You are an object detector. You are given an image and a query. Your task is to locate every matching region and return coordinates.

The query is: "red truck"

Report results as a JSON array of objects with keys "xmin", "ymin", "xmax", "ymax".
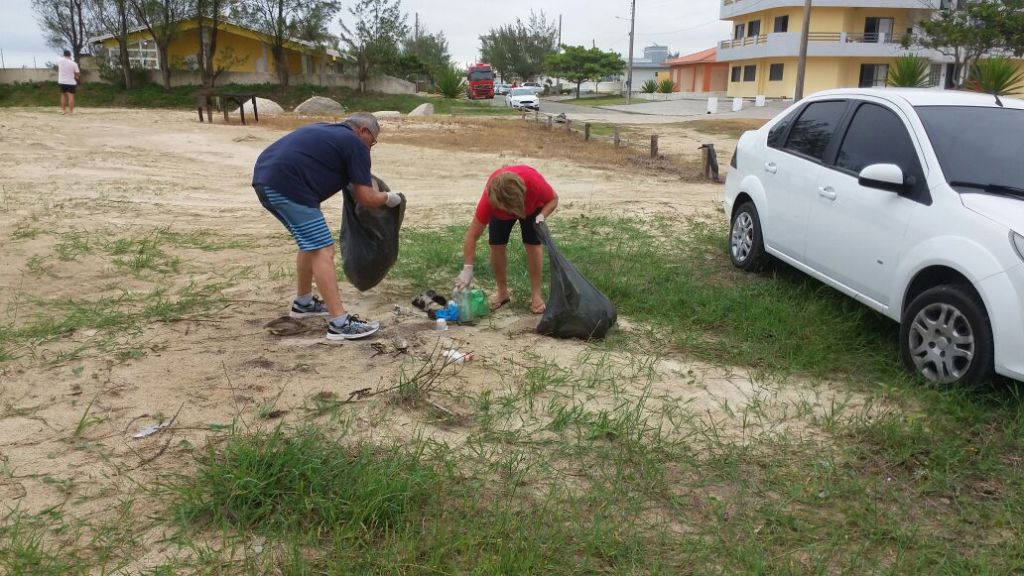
[{"xmin": 466, "ymin": 63, "xmax": 495, "ymax": 99}]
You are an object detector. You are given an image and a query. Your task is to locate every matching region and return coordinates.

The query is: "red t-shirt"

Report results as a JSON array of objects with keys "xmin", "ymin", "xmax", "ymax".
[{"xmin": 474, "ymin": 165, "xmax": 555, "ymax": 223}]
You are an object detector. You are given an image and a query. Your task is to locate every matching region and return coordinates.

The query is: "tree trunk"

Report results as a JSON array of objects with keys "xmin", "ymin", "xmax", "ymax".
[
  {"xmin": 118, "ymin": 39, "xmax": 133, "ymax": 89},
  {"xmin": 575, "ymin": 80, "xmax": 582, "ymax": 98},
  {"xmin": 158, "ymin": 45, "xmax": 172, "ymax": 89}
]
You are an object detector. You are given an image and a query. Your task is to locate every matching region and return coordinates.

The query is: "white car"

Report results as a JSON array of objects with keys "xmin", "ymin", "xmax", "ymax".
[
  {"xmin": 506, "ymin": 88, "xmax": 540, "ymax": 110},
  {"xmin": 724, "ymin": 88, "xmax": 1024, "ymax": 386},
  {"xmin": 522, "ymin": 81, "xmax": 543, "ymax": 94}
]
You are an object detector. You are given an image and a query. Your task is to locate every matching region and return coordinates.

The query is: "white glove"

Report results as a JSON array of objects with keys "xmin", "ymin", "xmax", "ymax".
[
  {"xmin": 454, "ymin": 265, "xmax": 473, "ymax": 289},
  {"xmin": 535, "ymin": 212, "xmax": 546, "ymax": 224},
  {"xmin": 385, "ymin": 192, "xmax": 403, "ymax": 208}
]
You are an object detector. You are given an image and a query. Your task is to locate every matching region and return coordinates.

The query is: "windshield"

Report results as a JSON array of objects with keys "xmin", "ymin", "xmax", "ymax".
[
  {"xmin": 510, "ymin": 88, "xmax": 534, "ymax": 96},
  {"xmin": 469, "ymin": 69, "xmax": 493, "ymax": 81},
  {"xmin": 916, "ymin": 105, "xmax": 1024, "ymax": 194}
]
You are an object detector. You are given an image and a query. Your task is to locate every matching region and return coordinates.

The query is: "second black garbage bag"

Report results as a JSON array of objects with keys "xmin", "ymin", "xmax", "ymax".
[
  {"xmin": 535, "ymin": 221, "xmax": 617, "ymax": 339},
  {"xmin": 340, "ymin": 175, "xmax": 406, "ymax": 291}
]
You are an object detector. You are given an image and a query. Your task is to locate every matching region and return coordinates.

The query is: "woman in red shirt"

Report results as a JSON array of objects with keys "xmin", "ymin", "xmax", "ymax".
[{"xmin": 454, "ymin": 165, "xmax": 559, "ymax": 314}]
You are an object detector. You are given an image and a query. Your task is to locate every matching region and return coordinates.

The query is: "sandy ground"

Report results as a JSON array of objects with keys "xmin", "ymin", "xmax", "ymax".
[{"xmin": 0, "ymin": 107, "xmax": 855, "ymax": 567}]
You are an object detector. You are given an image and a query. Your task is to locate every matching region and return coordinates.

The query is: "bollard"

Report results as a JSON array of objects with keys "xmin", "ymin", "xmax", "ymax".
[
  {"xmin": 650, "ymin": 135, "xmax": 659, "ymax": 159},
  {"xmin": 584, "ymin": 123, "xmax": 591, "ymax": 141}
]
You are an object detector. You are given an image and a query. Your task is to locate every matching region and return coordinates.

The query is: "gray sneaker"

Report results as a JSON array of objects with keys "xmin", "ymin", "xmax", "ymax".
[
  {"xmin": 290, "ymin": 296, "xmax": 330, "ymax": 318},
  {"xmin": 326, "ymin": 315, "xmax": 380, "ymax": 340}
]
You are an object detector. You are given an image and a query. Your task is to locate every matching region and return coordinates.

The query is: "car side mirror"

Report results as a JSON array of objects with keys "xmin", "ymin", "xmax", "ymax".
[{"xmin": 858, "ymin": 163, "xmax": 907, "ymax": 192}]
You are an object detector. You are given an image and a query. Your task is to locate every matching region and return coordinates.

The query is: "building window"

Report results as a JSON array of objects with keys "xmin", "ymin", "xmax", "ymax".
[
  {"xmin": 858, "ymin": 64, "xmax": 889, "ymax": 87},
  {"xmin": 769, "ymin": 63, "xmax": 784, "ymax": 81},
  {"xmin": 864, "ymin": 17, "xmax": 895, "ymax": 42},
  {"xmin": 731, "ymin": 66, "xmax": 741, "ymax": 82},
  {"xmin": 747, "ymin": 20, "xmax": 761, "ymax": 37},
  {"xmin": 774, "ymin": 15, "xmax": 789, "ymax": 33},
  {"xmin": 743, "ymin": 65, "xmax": 757, "ymax": 82},
  {"xmin": 928, "ymin": 63, "xmax": 942, "ymax": 87},
  {"xmin": 126, "ymin": 40, "xmax": 159, "ymax": 70},
  {"xmin": 734, "ymin": 24, "xmax": 745, "ymax": 40}
]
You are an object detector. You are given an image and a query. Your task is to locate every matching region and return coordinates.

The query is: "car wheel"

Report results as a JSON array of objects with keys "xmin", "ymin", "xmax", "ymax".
[
  {"xmin": 729, "ymin": 201, "xmax": 767, "ymax": 271},
  {"xmin": 900, "ymin": 285, "xmax": 994, "ymax": 387}
]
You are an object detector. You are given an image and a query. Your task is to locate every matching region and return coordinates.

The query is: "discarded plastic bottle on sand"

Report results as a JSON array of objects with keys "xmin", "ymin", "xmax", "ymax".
[{"xmin": 451, "ymin": 288, "xmax": 475, "ymax": 324}]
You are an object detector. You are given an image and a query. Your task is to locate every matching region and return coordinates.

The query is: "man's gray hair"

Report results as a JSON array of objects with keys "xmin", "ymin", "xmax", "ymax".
[{"xmin": 343, "ymin": 112, "xmax": 380, "ymax": 136}]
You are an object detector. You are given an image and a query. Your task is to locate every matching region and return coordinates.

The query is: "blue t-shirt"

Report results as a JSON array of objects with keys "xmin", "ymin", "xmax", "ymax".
[{"xmin": 252, "ymin": 123, "xmax": 372, "ymax": 207}]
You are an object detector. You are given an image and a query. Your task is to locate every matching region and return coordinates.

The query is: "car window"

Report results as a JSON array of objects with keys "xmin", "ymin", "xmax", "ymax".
[
  {"xmin": 510, "ymin": 88, "xmax": 533, "ymax": 96},
  {"xmin": 835, "ymin": 103, "xmax": 921, "ymax": 176},
  {"xmin": 784, "ymin": 100, "xmax": 847, "ymax": 161},
  {"xmin": 767, "ymin": 107, "xmax": 800, "ymax": 149}
]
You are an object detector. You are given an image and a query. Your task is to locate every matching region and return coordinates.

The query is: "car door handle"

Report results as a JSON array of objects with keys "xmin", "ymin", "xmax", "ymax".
[
  {"xmin": 764, "ymin": 161, "xmax": 777, "ymax": 174},
  {"xmin": 818, "ymin": 186, "xmax": 837, "ymax": 200}
]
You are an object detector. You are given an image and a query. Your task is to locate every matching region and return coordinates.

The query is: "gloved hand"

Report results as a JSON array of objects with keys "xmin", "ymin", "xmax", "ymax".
[
  {"xmin": 454, "ymin": 264, "xmax": 473, "ymax": 290},
  {"xmin": 535, "ymin": 212, "xmax": 546, "ymax": 224},
  {"xmin": 385, "ymin": 192, "xmax": 403, "ymax": 208}
]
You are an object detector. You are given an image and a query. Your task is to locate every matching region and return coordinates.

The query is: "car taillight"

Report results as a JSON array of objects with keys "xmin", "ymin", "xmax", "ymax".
[{"xmin": 730, "ymin": 150, "xmax": 737, "ymax": 169}]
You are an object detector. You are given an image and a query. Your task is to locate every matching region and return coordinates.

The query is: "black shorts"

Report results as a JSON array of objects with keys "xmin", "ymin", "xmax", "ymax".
[
  {"xmin": 59, "ymin": 84, "xmax": 76, "ymax": 94},
  {"xmin": 489, "ymin": 210, "xmax": 541, "ymax": 246}
]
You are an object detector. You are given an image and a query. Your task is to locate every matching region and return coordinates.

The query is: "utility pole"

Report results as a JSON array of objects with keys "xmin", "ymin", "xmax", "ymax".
[
  {"xmin": 414, "ymin": 12, "xmax": 419, "ymax": 41},
  {"xmin": 558, "ymin": 14, "xmax": 562, "ymax": 47},
  {"xmin": 1, "ymin": 49, "xmax": 5, "ymax": 69},
  {"xmin": 794, "ymin": 0, "xmax": 812, "ymax": 100},
  {"xmin": 626, "ymin": 0, "xmax": 636, "ymax": 102}
]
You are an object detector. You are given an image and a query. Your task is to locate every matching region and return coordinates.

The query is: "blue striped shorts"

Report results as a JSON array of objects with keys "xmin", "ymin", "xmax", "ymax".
[{"xmin": 254, "ymin": 185, "xmax": 334, "ymax": 252}]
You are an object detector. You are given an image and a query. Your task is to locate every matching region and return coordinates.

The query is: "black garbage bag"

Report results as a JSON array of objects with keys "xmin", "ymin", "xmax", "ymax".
[
  {"xmin": 340, "ymin": 175, "xmax": 406, "ymax": 291},
  {"xmin": 535, "ymin": 221, "xmax": 617, "ymax": 339}
]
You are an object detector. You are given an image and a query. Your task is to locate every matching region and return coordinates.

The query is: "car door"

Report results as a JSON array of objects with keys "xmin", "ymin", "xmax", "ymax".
[
  {"xmin": 803, "ymin": 100, "xmax": 928, "ymax": 310},
  {"xmin": 761, "ymin": 99, "xmax": 849, "ymax": 261}
]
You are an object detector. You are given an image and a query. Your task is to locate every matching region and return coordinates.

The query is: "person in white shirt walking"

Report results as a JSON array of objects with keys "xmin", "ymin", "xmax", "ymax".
[{"xmin": 56, "ymin": 50, "xmax": 81, "ymax": 115}]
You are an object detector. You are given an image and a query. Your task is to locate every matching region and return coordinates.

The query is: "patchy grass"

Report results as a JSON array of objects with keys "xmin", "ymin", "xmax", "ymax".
[
  {"xmin": 680, "ymin": 118, "xmax": 769, "ymax": 140},
  {"xmin": 561, "ymin": 95, "xmax": 631, "ymax": 107}
]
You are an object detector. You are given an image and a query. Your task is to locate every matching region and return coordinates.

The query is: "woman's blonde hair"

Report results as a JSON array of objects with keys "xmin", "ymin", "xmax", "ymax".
[{"xmin": 487, "ymin": 171, "xmax": 526, "ymax": 217}]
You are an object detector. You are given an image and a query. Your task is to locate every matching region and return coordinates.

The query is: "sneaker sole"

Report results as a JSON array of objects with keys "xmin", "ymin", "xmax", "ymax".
[
  {"xmin": 290, "ymin": 310, "xmax": 331, "ymax": 319},
  {"xmin": 326, "ymin": 325, "xmax": 380, "ymax": 341}
]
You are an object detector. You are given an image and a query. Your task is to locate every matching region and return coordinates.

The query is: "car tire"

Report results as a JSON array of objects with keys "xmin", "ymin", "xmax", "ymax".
[
  {"xmin": 900, "ymin": 285, "xmax": 994, "ymax": 387},
  {"xmin": 729, "ymin": 201, "xmax": 767, "ymax": 271}
]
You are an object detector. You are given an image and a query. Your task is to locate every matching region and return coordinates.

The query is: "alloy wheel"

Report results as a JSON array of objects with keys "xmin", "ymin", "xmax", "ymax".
[
  {"xmin": 731, "ymin": 212, "xmax": 754, "ymax": 263},
  {"xmin": 907, "ymin": 302, "xmax": 975, "ymax": 384}
]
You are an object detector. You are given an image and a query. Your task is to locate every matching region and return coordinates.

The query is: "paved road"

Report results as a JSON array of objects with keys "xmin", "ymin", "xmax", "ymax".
[{"xmin": 482, "ymin": 94, "xmax": 788, "ymax": 125}]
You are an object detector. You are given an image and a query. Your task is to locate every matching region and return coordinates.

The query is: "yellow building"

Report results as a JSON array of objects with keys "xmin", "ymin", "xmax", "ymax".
[
  {"xmin": 717, "ymin": 0, "xmax": 1023, "ymax": 98},
  {"xmin": 89, "ymin": 19, "xmax": 343, "ymax": 78}
]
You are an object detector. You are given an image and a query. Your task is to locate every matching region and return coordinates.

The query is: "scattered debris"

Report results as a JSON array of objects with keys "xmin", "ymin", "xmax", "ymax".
[
  {"xmin": 263, "ymin": 316, "xmax": 322, "ymax": 337},
  {"xmin": 260, "ymin": 409, "xmax": 289, "ymax": 420},
  {"xmin": 132, "ymin": 420, "xmax": 170, "ymax": 439}
]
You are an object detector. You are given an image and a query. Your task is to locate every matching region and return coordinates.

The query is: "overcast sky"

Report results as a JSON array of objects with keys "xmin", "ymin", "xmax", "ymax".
[{"xmin": 0, "ymin": 0, "xmax": 731, "ymax": 69}]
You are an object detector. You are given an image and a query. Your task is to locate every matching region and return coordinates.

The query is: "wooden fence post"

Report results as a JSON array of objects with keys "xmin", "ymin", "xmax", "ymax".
[
  {"xmin": 547, "ymin": 115, "xmax": 553, "ymax": 129},
  {"xmin": 584, "ymin": 123, "xmax": 591, "ymax": 141},
  {"xmin": 613, "ymin": 127, "xmax": 620, "ymax": 147},
  {"xmin": 650, "ymin": 135, "xmax": 659, "ymax": 158}
]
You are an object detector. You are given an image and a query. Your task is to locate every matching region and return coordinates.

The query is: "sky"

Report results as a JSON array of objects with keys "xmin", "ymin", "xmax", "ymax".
[{"xmin": 0, "ymin": 0, "xmax": 732, "ymax": 69}]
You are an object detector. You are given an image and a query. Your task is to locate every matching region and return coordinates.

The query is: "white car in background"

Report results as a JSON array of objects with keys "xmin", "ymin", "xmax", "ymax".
[
  {"xmin": 522, "ymin": 81, "xmax": 544, "ymax": 94},
  {"xmin": 724, "ymin": 88, "xmax": 1024, "ymax": 387},
  {"xmin": 506, "ymin": 87, "xmax": 540, "ymax": 110}
]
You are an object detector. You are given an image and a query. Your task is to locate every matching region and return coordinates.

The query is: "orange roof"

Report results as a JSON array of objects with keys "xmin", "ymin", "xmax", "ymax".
[{"xmin": 665, "ymin": 47, "xmax": 718, "ymax": 66}]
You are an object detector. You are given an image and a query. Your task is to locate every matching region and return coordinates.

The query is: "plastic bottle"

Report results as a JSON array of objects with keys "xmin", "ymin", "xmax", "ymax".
[
  {"xmin": 443, "ymin": 349, "xmax": 474, "ymax": 364},
  {"xmin": 452, "ymin": 288, "xmax": 475, "ymax": 324}
]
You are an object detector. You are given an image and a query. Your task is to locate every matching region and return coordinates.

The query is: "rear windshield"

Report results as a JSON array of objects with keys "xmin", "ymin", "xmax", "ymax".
[{"xmin": 916, "ymin": 105, "xmax": 1024, "ymax": 192}]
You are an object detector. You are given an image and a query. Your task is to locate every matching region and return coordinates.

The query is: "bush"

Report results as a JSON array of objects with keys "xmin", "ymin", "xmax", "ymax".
[
  {"xmin": 887, "ymin": 55, "xmax": 931, "ymax": 88},
  {"xmin": 657, "ymin": 78, "xmax": 674, "ymax": 93},
  {"xmin": 436, "ymin": 65, "xmax": 465, "ymax": 99},
  {"xmin": 968, "ymin": 57, "xmax": 1024, "ymax": 96},
  {"xmin": 640, "ymin": 79, "xmax": 658, "ymax": 93}
]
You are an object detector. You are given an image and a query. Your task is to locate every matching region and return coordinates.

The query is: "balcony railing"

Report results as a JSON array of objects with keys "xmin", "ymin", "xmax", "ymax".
[{"xmin": 718, "ymin": 31, "xmax": 907, "ymax": 50}]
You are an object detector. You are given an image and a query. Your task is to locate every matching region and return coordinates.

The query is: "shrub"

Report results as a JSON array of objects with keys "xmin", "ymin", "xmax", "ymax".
[
  {"xmin": 968, "ymin": 57, "xmax": 1024, "ymax": 96},
  {"xmin": 887, "ymin": 55, "xmax": 931, "ymax": 88},
  {"xmin": 436, "ymin": 65, "xmax": 465, "ymax": 99},
  {"xmin": 640, "ymin": 79, "xmax": 658, "ymax": 93},
  {"xmin": 657, "ymin": 78, "xmax": 674, "ymax": 93}
]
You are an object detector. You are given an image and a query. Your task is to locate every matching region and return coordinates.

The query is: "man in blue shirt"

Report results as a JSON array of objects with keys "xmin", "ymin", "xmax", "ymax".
[{"xmin": 253, "ymin": 112, "xmax": 401, "ymax": 340}]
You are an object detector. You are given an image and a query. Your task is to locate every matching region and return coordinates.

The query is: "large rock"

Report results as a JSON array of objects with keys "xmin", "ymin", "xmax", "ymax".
[
  {"xmin": 408, "ymin": 103, "xmax": 434, "ymax": 117},
  {"xmin": 240, "ymin": 97, "xmax": 283, "ymax": 118},
  {"xmin": 294, "ymin": 95, "xmax": 346, "ymax": 116},
  {"xmin": 372, "ymin": 110, "xmax": 402, "ymax": 119}
]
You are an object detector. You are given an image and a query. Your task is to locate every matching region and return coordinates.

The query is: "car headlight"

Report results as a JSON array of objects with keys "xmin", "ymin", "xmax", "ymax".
[{"xmin": 1012, "ymin": 231, "xmax": 1024, "ymax": 263}]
